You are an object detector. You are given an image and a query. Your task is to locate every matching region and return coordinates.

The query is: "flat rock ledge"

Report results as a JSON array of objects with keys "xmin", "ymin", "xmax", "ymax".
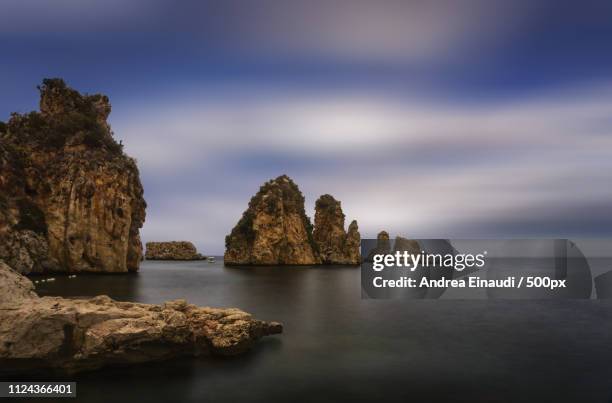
[{"xmin": 0, "ymin": 262, "xmax": 282, "ymax": 375}]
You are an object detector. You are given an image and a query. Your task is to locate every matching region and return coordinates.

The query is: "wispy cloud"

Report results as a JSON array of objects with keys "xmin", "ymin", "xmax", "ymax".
[
  {"xmin": 110, "ymin": 83, "xmax": 612, "ymax": 253},
  {"xmin": 0, "ymin": 0, "xmax": 531, "ymax": 64},
  {"xmin": 1, "ymin": 1, "xmax": 611, "ymax": 256},
  {"xmin": 0, "ymin": 0, "xmax": 161, "ymax": 33}
]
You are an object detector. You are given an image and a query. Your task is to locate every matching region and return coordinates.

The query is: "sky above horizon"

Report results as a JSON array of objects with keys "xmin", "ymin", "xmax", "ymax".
[{"xmin": 1, "ymin": 0, "xmax": 612, "ymax": 254}]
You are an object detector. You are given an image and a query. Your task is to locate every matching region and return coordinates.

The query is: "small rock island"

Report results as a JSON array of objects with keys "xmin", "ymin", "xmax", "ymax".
[
  {"xmin": 145, "ymin": 241, "xmax": 206, "ymax": 260},
  {"xmin": 224, "ymin": 175, "xmax": 360, "ymax": 265}
]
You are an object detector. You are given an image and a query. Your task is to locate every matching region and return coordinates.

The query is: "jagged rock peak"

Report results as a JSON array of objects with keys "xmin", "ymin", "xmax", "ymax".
[
  {"xmin": 345, "ymin": 220, "xmax": 361, "ymax": 263},
  {"xmin": 224, "ymin": 175, "xmax": 319, "ymax": 265},
  {"xmin": 39, "ymin": 78, "xmax": 110, "ymax": 120},
  {"xmin": 313, "ymin": 194, "xmax": 360, "ymax": 265},
  {"xmin": 0, "ymin": 79, "xmax": 146, "ymax": 273}
]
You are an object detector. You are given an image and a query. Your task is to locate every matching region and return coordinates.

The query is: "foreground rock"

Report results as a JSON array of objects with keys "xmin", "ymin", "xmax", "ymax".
[
  {"xmin": 0, "ymin": 79, "xmax": 146, "ymax": 274},
  {"xmin": 146, "ymin": 241, "xmax": 205, "ymax": 260},
  {"xmin": 313, "ymin": 195, "xmax": 360, "ymax": 264},
  {"xmin": 0, "ymin": 261, "xmax": 282, "ymax": 375},
  {"xmin": 224, "ymin": 175, "xmax": 320, "ymax": 265}
]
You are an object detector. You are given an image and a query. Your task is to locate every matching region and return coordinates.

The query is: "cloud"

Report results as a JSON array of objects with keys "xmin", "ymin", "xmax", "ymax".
[
  {"xmin": 0, "ymin": 0, "xmax": 531, "ymax": 63},
  {"xmin": 193, "ymin": 0, "xmax": 532, "ymax": 63},
  {"xmin": 0, "ymin": 0, "xmax": 162, "ymax": 33},
  {"xmin": 2, "ymin": 1, "xmax": 611, "ymax": 256},
  {"xmin": 107, "ymin": 82, "xmax": 612, "ymax": 253}
]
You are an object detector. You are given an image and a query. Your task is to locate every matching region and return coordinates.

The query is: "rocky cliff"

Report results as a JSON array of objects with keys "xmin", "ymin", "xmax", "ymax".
[
  {"xmin": 146, "ymin": 241, "xmax": 205, "ymax": 260},
  {"xmin": 0, "ymin": 79, "xmax": 146, "ymax": 274},
  {"xmin": 0, "ymin": 261, "xmax": 282, "ymax": 375},
  {"xmin": 313, "ymin": 194, "xmax": 360, "ymax": 264},
  {"xmin": 224, "ymin": 175, "xmax": 320, "ymax": 265},
  {"xmin": 224, "ymin": 176, "xmax": 361, "ymax": 265}
]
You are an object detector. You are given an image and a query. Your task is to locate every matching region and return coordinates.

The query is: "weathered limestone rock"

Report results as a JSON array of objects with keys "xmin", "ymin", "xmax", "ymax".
[
  {"xmin": 0, "ymin": 261, "xmax": 282, "ymax": 375},
  {"xmin": 312, "ymin": 194, "xmax": 360, "ymax": 264},
  {"xmin": 0, "ymin": 261, "xmax": 37, "ymax": 306},
  {"xmin": 0, "ymin": 79, "xmax": 146, "ymax": 274},
  {"xmin": 345, "ymin": 220, "xmax": 361, "ymax": 263},
  {"xmin": 145, "ymin": 241, "xmax": 205, "ymax": 260},
  {"xmin": 376, "ymin": 231, "xmax": 391, "ymax": 251},
  {"xmin": 393, "ymin": 236, "xmax": 421, "ymax": 255},
  {"xmin": 0, "ymin": 229, "xmax": 50, "ymax": 274},
  {"xmin": 365, "ymin": 231, "xmax": 391, "ymax": 262},
  {"xmin": 224, "ymin": 175, "xmax": 320, "ymax": 265}
]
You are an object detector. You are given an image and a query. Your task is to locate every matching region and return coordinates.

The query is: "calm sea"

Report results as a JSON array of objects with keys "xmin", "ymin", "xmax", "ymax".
[{"xmin": 27, "ymin": 260, "xmax": 612, "ymax": 402}]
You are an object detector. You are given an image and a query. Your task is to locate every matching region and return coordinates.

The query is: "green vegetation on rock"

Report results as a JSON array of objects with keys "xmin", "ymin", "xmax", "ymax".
[
  {"xmin": 0, "ymin": 79, "xmax": 146, "ymax": 274},
  {"xmin": 5, "ymin": 78, "xmax": 123, "ymax": 155}
]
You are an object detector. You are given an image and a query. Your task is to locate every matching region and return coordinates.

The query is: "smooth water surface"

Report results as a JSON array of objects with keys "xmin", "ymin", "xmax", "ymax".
[{"xmin": 30, "ymin": 260, "xmax": 612, "ymax": 402}]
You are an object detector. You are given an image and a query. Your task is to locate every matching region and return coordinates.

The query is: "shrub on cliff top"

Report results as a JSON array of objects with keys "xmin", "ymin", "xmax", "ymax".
[{"xmin": 5, "ymin": 79, "xmax": 123, "ymax": 155}]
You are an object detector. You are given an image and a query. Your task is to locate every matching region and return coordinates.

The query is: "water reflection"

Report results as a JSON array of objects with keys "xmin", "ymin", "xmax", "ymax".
[{"xmin": 32, "ymin": 272, "xmax": 142, "ymax": 301}]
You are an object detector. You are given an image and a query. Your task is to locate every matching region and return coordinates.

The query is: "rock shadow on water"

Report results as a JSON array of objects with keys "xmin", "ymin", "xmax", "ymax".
[{"xmin": 31, "ymin": 271, "xmax": 143, "ymax": 302}]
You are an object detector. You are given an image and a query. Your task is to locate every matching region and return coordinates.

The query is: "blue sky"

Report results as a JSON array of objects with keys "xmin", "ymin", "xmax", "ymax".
[{"xmin": 1, "ymin": 0, "xmax": 612, "ymax": 253}]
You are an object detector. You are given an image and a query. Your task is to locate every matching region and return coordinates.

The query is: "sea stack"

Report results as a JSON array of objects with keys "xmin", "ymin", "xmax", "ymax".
[
  {"xmin": 0, "ymin": 79, "xmax": 146, "ymax": 273},
  {"xmin": 365, "ymin": 230, "xmax": 392, "ymax": 261},
  {"xmin": 393, "ymin": 236, "xmax": 421, "ymax": 254},
  {"xmin": 313, "ymin": 194, "xmax": 360, "ymax": 264},
  {"xmin": 224, "ymin": 175, "xmax": 320, "ymax": 265},
  {"xmin": 376, "ymin": 231, "xmax": 391, "ymax": 252}
]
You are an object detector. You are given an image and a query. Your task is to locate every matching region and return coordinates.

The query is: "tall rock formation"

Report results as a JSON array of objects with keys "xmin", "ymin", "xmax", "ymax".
[
  {"xmin": 224, "ymin": 177, "xmax": 361, "ymax": 266},
  {"xmin": 0, "ymin": 79, "xmax": 146, "ymax": 273},
  {"xmin": 224, "ymin": 175, "xmax": 320, "ymax": 265},
  {"xmin": 312, "ymin": 194, "xmax": 360, "ymax": 264},
  {"xmin": 345, "ymin": 221, "xmax": 361, "ymax": 263}
]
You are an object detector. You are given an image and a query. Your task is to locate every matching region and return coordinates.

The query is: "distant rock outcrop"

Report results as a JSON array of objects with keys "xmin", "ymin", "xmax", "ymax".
[
  {"xmin": 145, "ymin": 241, "xmax": 205, "ymax": 260},
  {"xmin": 0, "ymin": 79, "xmax": 146, "ymax": 274},
  {"xmin": 224, "ymin": 175, "xmax": 320, "ymax": 265},
  {"xmin": 365, "ymin": 231, "xmax": 391, "ymax": 261},
  {"xmin": 393, "ymin": 236, "xmax": 421, "ymax": 255},
  {"xmin": 0, "ymin": 261, "xmax": 282, "ymax": 375},
  {"xmin": 375, "ymin": 231, "xmax": 391, "ymax": 252},
  {"xmin": 313, "ymin": 194, "xmax": 360, "ymax": 264},
  {"xmin": 345, "ymin": 221, "xmax": 361, "ymax": 264}
]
